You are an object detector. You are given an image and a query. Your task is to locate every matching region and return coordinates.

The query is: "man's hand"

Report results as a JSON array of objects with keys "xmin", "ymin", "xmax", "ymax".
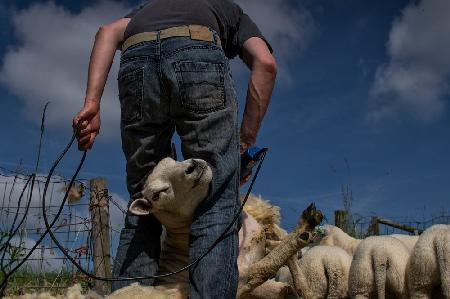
[
  {"xmin": 72, "ymin": 17, "xmax": 129, "ymax": 151},
  {"xmin": 73, "ymin": 101, "xmax": 100, "ymax": 150}
]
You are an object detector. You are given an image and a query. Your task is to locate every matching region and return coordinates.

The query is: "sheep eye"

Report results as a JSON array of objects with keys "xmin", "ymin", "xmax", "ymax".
[
  {"xmin": 185, "ymin": 165, "xmax": 196, "ymax": 175},
  {"xmin": 152, "ymin": 192, "xmax": 160, "ymax": 201}
]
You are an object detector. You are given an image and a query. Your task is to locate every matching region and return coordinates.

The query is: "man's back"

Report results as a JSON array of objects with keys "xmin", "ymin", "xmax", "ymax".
[{"xmin": 124, "ymin": 0, "xmax": 268, "ymax": 58}]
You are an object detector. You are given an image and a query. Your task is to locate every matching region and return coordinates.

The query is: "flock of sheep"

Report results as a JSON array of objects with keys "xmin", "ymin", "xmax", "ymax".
[
  {"xmin": 277, "ymin": 223, "xmax": 450, "ymax": 299},
  {"xmin": 3, "ymin": 156, "xmax": 450, "ymax": 299}
]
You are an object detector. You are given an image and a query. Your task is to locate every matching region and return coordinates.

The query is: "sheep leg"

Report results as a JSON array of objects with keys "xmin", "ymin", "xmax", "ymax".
[
  {"xmin": 373, "ymin": 258, "xmax": 387, "ymax": 299},
  {"xmin": 325, "ymin": 266, "xmax": 343, "ymax": 299},
  {"xmin": 266, "ymin": 240, "xmax": 282, "ymax": 251},
  {"xmin": 436, "ymin": 237, "xmax": 450, "ymax": 298},
  {"xmin": 237, "ymin": 203, "xmax": 323, "ymax": 298},
  {"xmin": 244, "ymin": 280, "xmax": 292, "ymax": 299},
  {"xmin": 409, "ymin": 292, "xmax": 432, "ymax": 299},
  {"xmin": 286, "ymin": 256, "xmax": 305, "ymax": 298}
]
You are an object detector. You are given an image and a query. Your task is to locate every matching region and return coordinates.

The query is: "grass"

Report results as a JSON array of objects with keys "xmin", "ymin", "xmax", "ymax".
[{"xmin": 0, "ymin": 270, "xmax": 92, "ymax": 296}]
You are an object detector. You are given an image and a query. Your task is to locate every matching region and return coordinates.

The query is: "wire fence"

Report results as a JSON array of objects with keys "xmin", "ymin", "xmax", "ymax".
[
  {"xmin": 0, "ymin": 168, "xmax": 449, "ymax": 295},
  {"xmin": 0, "ymin": 169, "xmax": 126, "ymax": 295},
  {"xmin": 333, "ymin": 211, "xmax": 450, "ymax": 239}
]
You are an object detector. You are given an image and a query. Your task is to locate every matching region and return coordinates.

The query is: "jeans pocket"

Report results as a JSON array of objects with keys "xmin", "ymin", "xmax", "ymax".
[
  {"xmin": 118, "ymin": 67, "xmax": 144, "ymax": 123},
  {"xmin": 174, "ymin": 61, "xmax": 225, "ymax": 113}
]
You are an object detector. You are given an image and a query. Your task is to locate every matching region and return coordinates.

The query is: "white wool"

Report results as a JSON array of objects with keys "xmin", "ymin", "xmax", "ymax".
[
  {"xmin": 390, "ymin": 234, "xmax": 418, "ymax": 252},
  {"xmin": 238, "ymin": 211, "xmax": 266, "ymax": 273},
  {"xmin": 129, "ymin": 158, "xmax": 213, "ymax": 286},
  {"xmin": 280, "ymin": 245, "xmax": 352, "ymax": 299},
  {"xmin": 4, "ymin": 284, "xmax": 87, "ymax": 299},
  {"xmin": 107, "ymin": 283, "xmax": 172, "ymax": 299},
  {"xmin": 349, "ymin": 235, "xmax": 411, "ymax": 299},
  {"xmin": 243, "ymin": 194, "xmax": 287, "ymax": 241},
  {"xmin": 309, "ymin": 224, "xmax": 361, "ymax": 256},
  {"xmin": 407, "ymin": 224, "xmax": 450, "ymax": 298},
  {"xmin": 128, "ymin": 159, "xmax": 289, "ymax": 298}
]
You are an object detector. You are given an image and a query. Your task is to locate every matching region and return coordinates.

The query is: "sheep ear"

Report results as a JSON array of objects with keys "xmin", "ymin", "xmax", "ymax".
[{"xmin": 129, "ymin": 198, "xmax": 152, "ymax": 215}]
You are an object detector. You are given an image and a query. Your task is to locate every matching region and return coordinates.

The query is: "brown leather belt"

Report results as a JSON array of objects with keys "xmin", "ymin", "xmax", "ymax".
[{"xmin": 122, "ymin": 25, "xmax": 221, "ymax": 52}]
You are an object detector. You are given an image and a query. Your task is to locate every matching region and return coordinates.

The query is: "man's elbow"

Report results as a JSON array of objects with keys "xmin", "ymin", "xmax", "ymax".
[
  {"xmin": 263, "ymin": 56, "xmax": 277, "ymax": 76},
  {"xmin": 97, "ymin": 24, "xmax": 115, "ymax": 38},
  {"xmin": 97, "ymin": 19, "xmax": 126, "ymax": 39},
  {"xmin": 257, "ymin": 55, "xmax": 277, "ymax": 78}
]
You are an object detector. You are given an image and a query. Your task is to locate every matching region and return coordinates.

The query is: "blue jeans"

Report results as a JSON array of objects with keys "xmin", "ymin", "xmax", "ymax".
[{"xmin": 111, "ymin": 33, "xmax": 240, "ymax": 299}]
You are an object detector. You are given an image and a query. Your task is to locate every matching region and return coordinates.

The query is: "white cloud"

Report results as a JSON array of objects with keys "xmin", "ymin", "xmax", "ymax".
[
  {"xmin": 0, "ymin": 1, "xmax": 130, "ymax": 137},
  {"xmin": 369, "ymin": 0, "xmax": 450, "ymax": 122},
  {"xmin": 0, "ymin": 0, "xmax": 314, "ymax": 134},
  {"xmin": 233, "ymin": 0, "xmax": 315, "ymax": 84},
  {"xmin": 8, "ymin": 237, "xmax": 65, "ymax": 272}
]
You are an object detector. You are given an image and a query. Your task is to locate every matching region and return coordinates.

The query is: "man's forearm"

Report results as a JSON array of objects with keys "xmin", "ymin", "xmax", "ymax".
[
  {"xmin": 240, "ymin": 59, "xmax": 277, "ymax": 151},
  {"xmin": 84, "ymin": 18, "xmax": 129, "ymax": 106}
]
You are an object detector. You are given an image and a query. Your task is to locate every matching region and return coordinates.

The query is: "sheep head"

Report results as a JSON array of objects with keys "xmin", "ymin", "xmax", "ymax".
[{"xmin": 129, "ymin": 157, "xmax": 212, "ymax": 220}]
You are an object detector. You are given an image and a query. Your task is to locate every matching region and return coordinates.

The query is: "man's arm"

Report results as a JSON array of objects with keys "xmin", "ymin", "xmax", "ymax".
[
  {"xmin": 73, "ymin": 17, "xmax": 130, "ymax": 150},
  {"xmin": 240, "ymin": 37, "xmax": 277, "ymax": 153}
]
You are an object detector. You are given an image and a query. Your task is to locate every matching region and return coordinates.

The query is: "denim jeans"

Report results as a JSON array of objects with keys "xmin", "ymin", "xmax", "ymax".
[{"xmin": 111, "ymin": 32, "xmax": 240, "ymax": 299}]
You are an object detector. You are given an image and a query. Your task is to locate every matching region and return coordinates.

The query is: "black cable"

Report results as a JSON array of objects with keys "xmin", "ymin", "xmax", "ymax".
[
  {"xmin": 0, "ymin": 175, "xmax": 33, "ymax": 254},
  {"xmin": 41, "ymin": 131, "xmax": 267, "ymax": 281},
  {"xmin": 0, "ymin": 103, "xmax": 268, "ymax": 284},
  {"xmin": 0, "ymin": 103, "xmax": 49, "ymax": 254},
  {"xmin": 0, "ymin": 104, "xmax": 49, "ymax": 296},
  {"xmin": 0, "ymin": 110, "xmax": 83, "ymax": 292}
]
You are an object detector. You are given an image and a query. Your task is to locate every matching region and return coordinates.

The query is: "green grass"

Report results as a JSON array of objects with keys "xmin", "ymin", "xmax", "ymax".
[{"xmin": 1, "ymin": 270, "xmax": 92, "ymax": 295}]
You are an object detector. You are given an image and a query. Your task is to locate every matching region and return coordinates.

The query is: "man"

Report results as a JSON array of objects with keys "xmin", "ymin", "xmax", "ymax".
[{"xmin": 73, "ymin": 0, "xmax": 276, "ymax": 297}]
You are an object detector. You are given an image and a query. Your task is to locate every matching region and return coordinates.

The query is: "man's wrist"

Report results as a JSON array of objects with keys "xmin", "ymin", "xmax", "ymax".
[
  {"xmin": 84, "ymin": 98, "xmax": 101, "ymax": 109},
  {"xmin": 239, "ymin": 140, "xmax": 253, "ymax": 154}
]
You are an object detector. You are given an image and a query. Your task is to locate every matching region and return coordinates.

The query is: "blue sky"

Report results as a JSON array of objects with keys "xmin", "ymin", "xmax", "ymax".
[{"xmin": 0, "ymin": 0, "xmax": 449, "ymax": 232}]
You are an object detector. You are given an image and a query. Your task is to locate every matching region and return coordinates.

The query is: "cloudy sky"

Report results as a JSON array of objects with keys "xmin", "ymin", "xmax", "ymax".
[{"xmin": 0, "ymin": 0, "xmax": 449, "ymax": 237}]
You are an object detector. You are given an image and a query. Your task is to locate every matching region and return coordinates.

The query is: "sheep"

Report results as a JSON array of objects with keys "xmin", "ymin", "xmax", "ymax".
[
  {"xmin": 306, "ymin": 225, "xmax": 417, "ymax": 256},
  {"xmin": 390, "ymin": 234, "xmax": 418, "ymax": 252},
  {"xmin": 243, "ymin": 194, "xmax": 288, "ymax": 241},
  {"xmin": 8, "ymin": 159, "xmax": 322, "ymax": 299},
  {"xmin": 129, "ymin": 157, "xmax": 293, "ymax": 298},
  {"xmin": 348, "ymin": 235, "xmax": 411, "ymax": 299},
  {"xmin": 312, "ymin": 225, "xmax": 361, "ymax": 256},
  {"xmin": 287, "ymin": 245, "xmax": 352, "ymax": 299},
  {"xmin": 107, "ymin": 282, "xmax": 175, "ymax": 299},
  {"xmin": 406, "ymin": 224, "xmax": 450, "ymax": 299}
]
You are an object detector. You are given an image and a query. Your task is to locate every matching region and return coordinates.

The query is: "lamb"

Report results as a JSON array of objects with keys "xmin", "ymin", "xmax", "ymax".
[
  {"xmin": 129, "ymin": 157, "xmax": 295, "ymax": 298},
  {"xmin": 287, "ymin": 245, "xmax": 352, "ymax": 299},
  {"xmin": 311, "ymin": 225, "xmax": 361, "ymax": 256},
  {"xmin": 8, "ymin": 158, "xmax": 323, "ymax": 299},
  {"xmin": 307, "ymin": 225, "xmax": 417, "ymax": 256},
  {"xmin": 390, "ymin": 234, "xmax": 418, "ymax": 252},
  {"xmin": 348, "ymin": 235, "xmax": 411, "ymax": 299},
  {"xmin": 243, "ymin": 194, "xmax": 288, "ymax": 241},
  {"xmin": 406, "ymin": 224, "xmax": 450, "ymax": 299}
]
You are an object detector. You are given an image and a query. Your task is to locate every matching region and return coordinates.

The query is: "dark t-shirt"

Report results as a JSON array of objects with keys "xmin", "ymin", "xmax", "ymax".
[{"xmin": 123, "ymin": 0, "xmax": 272, "ymax": 59}]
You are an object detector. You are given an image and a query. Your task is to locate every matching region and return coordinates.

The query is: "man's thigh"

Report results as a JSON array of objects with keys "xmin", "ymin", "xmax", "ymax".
[
  {"xmin": 162, "ymin": 41, "xmax": 240, "ymax": 298},
  {"xmin": 113, "ymin": 42, "xmax": 174, "ymax": 290}
]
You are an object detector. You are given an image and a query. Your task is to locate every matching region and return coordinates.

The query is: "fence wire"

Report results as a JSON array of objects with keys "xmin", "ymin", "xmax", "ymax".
[
  {"xmin": 1, "ymin": 169, "xmax": 449, "ymax": 295},
  {"xmin": 0, "ymin": 171, "xmax": 126, "ymax": 295}
]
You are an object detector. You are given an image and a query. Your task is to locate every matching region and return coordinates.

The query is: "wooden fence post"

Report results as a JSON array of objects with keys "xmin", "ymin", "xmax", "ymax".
[
  {"xmin": 367, "ymin": 216, "xmax": 380, "ymax": 236},
  {"xmin": 89, "ymin": 178, "xmax": 111, "ymax": 295},
  {"xmin": 334, "ymin": 210, "xmax": 348, "ymax": 231}
]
